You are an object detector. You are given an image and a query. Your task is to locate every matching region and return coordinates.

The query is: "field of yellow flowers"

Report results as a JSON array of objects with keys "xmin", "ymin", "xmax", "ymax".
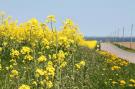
[{"xmin": 0, "ymin": 15, "xmax": 135, "ymax": 89}]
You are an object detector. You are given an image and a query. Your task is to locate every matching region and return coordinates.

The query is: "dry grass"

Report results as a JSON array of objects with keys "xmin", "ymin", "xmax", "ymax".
[{"xmin": 114, "ymin": 42, "xmax": 135, "ymax": 50}]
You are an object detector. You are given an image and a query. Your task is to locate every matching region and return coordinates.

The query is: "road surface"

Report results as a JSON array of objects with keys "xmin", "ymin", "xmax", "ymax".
[{"xmin": 101, "ymin": 43, "xmax": 135, "ymax": 63}]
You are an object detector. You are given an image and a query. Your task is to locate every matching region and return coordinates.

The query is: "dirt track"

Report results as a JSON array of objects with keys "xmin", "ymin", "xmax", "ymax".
[{"xmin": 101, "ymin": 43, "xmax": 135, "ymax": 63}]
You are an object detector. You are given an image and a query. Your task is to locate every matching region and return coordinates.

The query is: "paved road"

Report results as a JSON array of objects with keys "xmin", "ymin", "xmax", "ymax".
[{"xmin": 101, "ymin": 43, "xmax": 135, "ymax": 63}]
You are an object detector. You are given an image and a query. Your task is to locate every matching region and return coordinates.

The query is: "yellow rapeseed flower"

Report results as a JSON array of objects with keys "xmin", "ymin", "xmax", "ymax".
[
  {"xmin": 21, "ymin": 47, "xmax": 31, "ymax": 55},
  {"xmin": 46, "ymin": 65, "xmax": 55, "ymax": 77},
  {"xmin": 130, "ymin": 79, "xmax": 135, "ymax": 83},
  {"xmin": 0, "ymin": 64, "xmax": 2, "ymax": 70},
  {"xmin": 46, "ymin": 15, "xmax": 56, "ymax": 23},
  {"xmin": 75, "ymin": 64, "xmax": 81, "ymax": 69},
  {"xmin": 24, "ymin": 55, "xmax": 33, "ymax": 61},
  {"xmin": 2, "ymin": 42, "xmax": 8, "ymax": 46},
  {"xmin": 64, "ymin": 19, "xmax": 74, "ymax": 26},
  {"xmin": 75, "ymin": 60, "xmax": 85, "ymax": 70},
  {"xmin": 10, "ymin": 69, "xmax": 19, "ymax": 78},
  {"xmin": 35, "ymin": 68, "xmax": 44, "ymax": 77},
  {"xmin": 79, "ymin": 40, "xmax": 97, "ymax": 49},
  {"xmin": 57, "ymin": 50, "xmax": 65, "ymax": 62},
  {"xmin": 112, "ymin": 81, "xmax": 117, "ymax": 85},
  {"xmin": 119, "ymin": 80, "xmax": 126, "ymax": 86},
  {"xmin": 52, "ymin": 54, "xmax": 57, "ymax": 59},
  {"xmin": 37, "ymin": 55, "xmax": 47, "ymax": 63},
  {"xmin": 60, "ymin": 61, "xmax": 67, "ymax": 69},
  {"xmin": 10, "ymin": 49, "xmax": 20, "ymax": 58},
  {"xmin": 111, "ymin": 66, "xmax": 121, "ymax": 71},
  {"xmin": 40, "ymin": 81, "xmax": 44, "ymax": 86},
  {"xmin": 46, "ymin": 81, "xmax": 53, "ymax": 88},
  {"xmin": 0, "ymin": 47, "xmax": 2, "ymax": 52},
  {"xmin": 80, "ymin": 61, "xmax": 85, "ymax": 66},
  {"xmin": 28, "ymin": 18, "xmax": 38, "ymax": 26},
  {"xmin": 32, "ymin": 81, "xmax": 37, "ymax": 86},
  {"xmin": 18, "ymin": 84, "xmax": 30, "ymax": 89},
  {"xmin": 129, "ymin": 84, "xmax": 134, "ymax": 87},
  {"xmin": 47, "ymin": 61, "xmax": 53, "ymax": 66}
]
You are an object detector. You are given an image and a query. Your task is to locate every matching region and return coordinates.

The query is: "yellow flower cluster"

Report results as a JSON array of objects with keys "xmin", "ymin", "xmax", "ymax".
[
  {"xmin": 37, "ymin": 55, "xmax": 47, "ymax": 63},
  {"xmin": 79, "ymin": 40, "xmax": 97, "ymax": 49},
  {"xmin": 75, "ymin": 60, "xmax": 85, "ymax": 70},
  {"xmin": 112, "ymin": 81, "xmax": 117, "ymax": 85},
  {"xmin": 111, "ymin": 80, "xmax": 126, "ymax": 86},
  {"xmin": 0, "ymin": 47, "xmax": 2, "ymax": 52},
  {"xmin": 60, "ymin": 61, "xmax": 67, "ymax": 69},
  {"xmin": 129, "ymin": 79, "xmax": 135, "ymax": 87},
  {"xmin": 46, "ymin": 81, "xmax": 53, "ymax": 88},
  {"xmin": 119, "ymin": 80, "xmax": 126, "ymax": 86},
  {"xmin": 10, "ymin": 69, "xmax": 19, "ymax": 78},
  {"xmin": 18, "ymin": 84, "xmax": 30, "ymax": 89},
  {"xmin": 57, "ymin": 50, "xmax": 65, "ymax": 62},
  {"xmin": 35, "ymin": 68, "xmax": 44, "ymax": 76},
  {"xmin": 111, "ymin": 66, "xmax": 121, "ymax": 71},
  {"xmin": 10, "ymin": 49, "xmax": 20, "ymax": 59},
  {"xmin": 20, "ymin": 47, "xmax": 31, "ymax": 55},
  {"xmin": 98, "ymin": 51, "xmax": 129, "ymax": 67},
  {"xmin": 45, "ymin": 61, "xmax": 55, "ymax": 78},
  {"xmin": 112, "ymin": 79, "xmax": 135, "ymax": 87},
  {"xmin": 46, "ymin": 15, "xmax": 56, "ymax": 23},
  {"xmin": 34, "ymin": 61, "xmax": 55, "ymax": 88},
  {"xmin": 24, "ymin": 54, "xmax": 33, "ymax": 61},
  {"xmin": 0, "ymin": 15, "xmax": 89, "ymax": 88}
]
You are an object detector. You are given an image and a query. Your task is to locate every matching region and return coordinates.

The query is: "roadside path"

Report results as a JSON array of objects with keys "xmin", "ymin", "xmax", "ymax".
[{"xmin": 101, "ymin": 43, "xmax": 135, "ymax": 63}]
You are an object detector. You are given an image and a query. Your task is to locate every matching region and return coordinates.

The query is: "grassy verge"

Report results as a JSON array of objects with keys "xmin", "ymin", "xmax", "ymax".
[
  {"xmin": 1, "ymin": 46, "xmax": 135, "ymax": 89},
  {"xmin": 113, "ymin": 43, "xmax": 135, "ymax": 53},
  {"xmin": 76, "ymin": 47, "xmax": 135, "ymax": 89}
]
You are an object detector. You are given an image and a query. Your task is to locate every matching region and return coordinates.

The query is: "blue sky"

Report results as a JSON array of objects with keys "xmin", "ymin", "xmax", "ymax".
[{"xmin": 0, "ymin": 0, "xmax": 135, "ymax": 37}]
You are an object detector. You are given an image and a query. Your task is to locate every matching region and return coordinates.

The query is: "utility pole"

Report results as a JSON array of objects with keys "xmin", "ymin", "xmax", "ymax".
[
  {"xmin": 130, "ymin": 24, "xmax": 133, "ymax": 49},
  {"xmin": 117, "ymin": 29, "xmax": 120, "ymax": 42},
  {"xmin": 114, "ymin": 31, "xmax": 117, "ymax": 42},
  {"xmin": 113, "ymin": 31, "xmax": 115, "ymax": 42},
  {"xmin": 123, "ymin": 27, "xmax": 125, "ymax": 42}
]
